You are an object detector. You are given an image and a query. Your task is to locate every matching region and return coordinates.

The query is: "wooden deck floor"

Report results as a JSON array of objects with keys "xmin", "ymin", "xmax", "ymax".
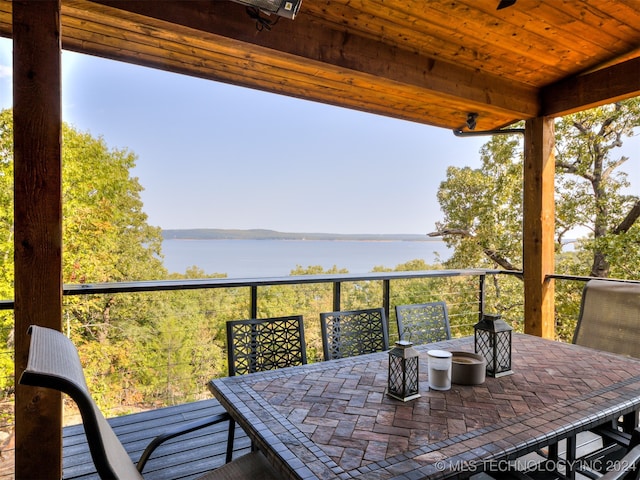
[{"xmin": 62, "ymin": 399, "xmax": 250, "ymax": 480}]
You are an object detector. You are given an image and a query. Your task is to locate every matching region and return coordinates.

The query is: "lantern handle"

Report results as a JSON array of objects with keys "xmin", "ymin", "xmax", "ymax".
[{"xmin": 399, "ymin": 327, "xmax": 413, "ymax": 343}]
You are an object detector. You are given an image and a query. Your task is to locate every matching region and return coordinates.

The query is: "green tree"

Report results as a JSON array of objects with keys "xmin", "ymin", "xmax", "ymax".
[
  {"xmin": 62, "ymin": 123, "xmax": 167, "ymax": 340},
  {"xmin": 59, "ymin": 124, "xmax": 172, "ymax": 409},
  {"xmin": 0, "ymin": 110, "xmax": 14, "ymax": 392},
  {"xmin": 554, "ymin": 98, "xmax": 640, "ymax": 278},
  {"xmin": 430, "ymin": 100, "xmax": 640, "ymax": 338},
  {"xmin": 433, "ymin": 100, "xmax": 639, "ymax": 276},
  {"xmin": 432, "ymin": 132, "xmax": 524, "ymax": 271},
  {"xmin": 0, "ymin": 109, "xmax": 170, "ymax": 397}
]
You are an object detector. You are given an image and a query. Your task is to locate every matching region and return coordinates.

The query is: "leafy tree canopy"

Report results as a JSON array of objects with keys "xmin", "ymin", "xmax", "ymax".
[{"xmin": 431, "ymin": 99, "xmax": 640, "ymax": 280}]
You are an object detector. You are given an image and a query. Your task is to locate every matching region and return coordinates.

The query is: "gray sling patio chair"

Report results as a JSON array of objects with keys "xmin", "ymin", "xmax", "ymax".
[
  {"xmin": 492, "ymin": 429, "xmax": 640, "ymax": 480},
  {"xmin": 573, "ymin": 279, "xmax": 640, "ymax": 359},
  {"xmin": 19, "ymin": 325, "xmax": 278, "ymax": 480},
  {"xmin": 571, "ymin": 280, "xmax": 640, "ymax": 460},
  {"xmin": 597, "ymin": 437, "xmax": 640, "ymax": 480},
  {"xmin": 320, "ymin": 307, "xmax": 389, "ymax": 361},
  {"xmin": 395, "ymin": 301, "xmax": 451, "ymax": 345}
]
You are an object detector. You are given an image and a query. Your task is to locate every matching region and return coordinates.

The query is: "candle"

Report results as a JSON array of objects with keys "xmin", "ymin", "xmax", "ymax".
[
  {"xmin": 429, "ymin": 367, "xmax": 451, "ymax": 390},
  {"xmin": 427, "ymin": 349, "xmax": 452, "ymax": 391}
]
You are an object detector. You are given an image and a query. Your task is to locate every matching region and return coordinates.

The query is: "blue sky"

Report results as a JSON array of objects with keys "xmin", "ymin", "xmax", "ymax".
[{"xmin": 0, "ymin": 37, "xmax": 637, "ymax": 235}]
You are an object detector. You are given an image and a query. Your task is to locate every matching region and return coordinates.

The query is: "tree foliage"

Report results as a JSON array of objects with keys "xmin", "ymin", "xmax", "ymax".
[
  {"xmin": 432, "ymin": 133, "xmax": 524, "ymax": 271},
  {"xmin": 555, "ymin": 98, "xmax": 640, "ymax": 278},
  {"xmin": 431, "ymin": 99, "xmax": 640, "ymax": 339},
  {"xmin": 3, "ymin": 110, "xmax": 457, "ymax": 411},
  {"xmin": 1, "ymin": 99, "xmax": 637, "ymax": 419},
  {"xmin": 0, "ymin": 110, "xmax": 14, "ymax": 392},
  {"xmin": 0, "ymin": 109, "xmax": 174, "ymax": 398}
]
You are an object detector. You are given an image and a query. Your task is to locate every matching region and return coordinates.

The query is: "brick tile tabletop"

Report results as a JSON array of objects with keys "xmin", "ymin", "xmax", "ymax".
[{"xmin": 209, "ymin": 334, "xmax": 640, "ymax": 480}]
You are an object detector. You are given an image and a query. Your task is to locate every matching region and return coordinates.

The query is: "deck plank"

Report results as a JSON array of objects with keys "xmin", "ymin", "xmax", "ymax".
[{"xmin": 62, "ymin": 399, "xmax": 250, "ymax": 480}]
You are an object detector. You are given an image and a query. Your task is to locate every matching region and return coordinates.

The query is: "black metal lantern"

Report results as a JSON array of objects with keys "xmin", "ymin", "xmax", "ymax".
[
  {"xmin": 474, "ymin": 313, "xmax": 513, "ymax": 377},
  {"xmin": 387, "ymin": 340, "xmax": 420, "ymax": 402}
]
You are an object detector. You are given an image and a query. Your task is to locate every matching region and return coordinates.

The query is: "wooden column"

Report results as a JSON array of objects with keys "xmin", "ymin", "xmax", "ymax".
[
  {"xmin": 13, "ymin": 2, "xmax": 63, "ymax": 478},
  {"xmin": 523, "ymin": 117, "xmax": 555, "ymax": 338}
]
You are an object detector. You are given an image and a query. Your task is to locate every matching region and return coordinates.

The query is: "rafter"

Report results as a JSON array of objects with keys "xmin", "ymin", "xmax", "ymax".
[{"xmin": 542, "ymin": 57, "xmax": 640, "ymax": 117}]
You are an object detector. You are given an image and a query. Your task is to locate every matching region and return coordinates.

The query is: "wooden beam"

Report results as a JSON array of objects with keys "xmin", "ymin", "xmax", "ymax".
[
  {"xmin": 13, "ymin": 1, "xmax": 63, "ymax": 478},
  {"xmin": 523, "ymin": 117, "xmax": 555, "ymax": 339},
  {"xmin": 83, "ymin": 0, "xmax": 539, "ymax": 123},
  {"xmin": 542, "ymin": 57, "xmax": 640, "ymax": 117}
]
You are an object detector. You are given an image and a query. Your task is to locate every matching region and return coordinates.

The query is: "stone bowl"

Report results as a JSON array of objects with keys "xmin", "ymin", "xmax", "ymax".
[{"xmin": 451, "ymin": 351, "xmax": 486, "ymax": 385}]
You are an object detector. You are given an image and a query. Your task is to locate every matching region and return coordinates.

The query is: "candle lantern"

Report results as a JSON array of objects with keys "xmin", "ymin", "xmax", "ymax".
[
  {"xmin": 387, "ymin": 340, "xmax": 420, "ymax": 402},
  {"xmin": 387, "ymin": 340, "xmax": 421, "ymax": 402},
  {"xmin": 474, "ymin": 313, "xmax": 513, "ymax": 377}
]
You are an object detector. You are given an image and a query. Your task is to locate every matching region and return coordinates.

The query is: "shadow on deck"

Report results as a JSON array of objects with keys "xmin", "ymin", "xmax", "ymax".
[{"xmin": 63, "ymin": 399, "xmax": 250, "ymax": 480}]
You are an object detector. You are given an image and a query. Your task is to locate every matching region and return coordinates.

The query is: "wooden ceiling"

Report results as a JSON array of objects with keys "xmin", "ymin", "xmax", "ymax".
[{"xmin": 1, "ymin": 0, "xmax": 639, "ymax": 131}]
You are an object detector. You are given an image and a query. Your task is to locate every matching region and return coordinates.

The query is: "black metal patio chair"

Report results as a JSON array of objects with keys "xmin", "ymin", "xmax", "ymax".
[
  {"xmin": 505, "ymin": 428, "xmax": 640, "ymax": 480},
  {"xmin": 594, "ymin": 436, "xmax": 640, "ymax": 480},
  {"xmin": 395, "ymin": 301, "xmax": 451, "ymax": 345},
  {"xmin": 319, "ymin": 307, "xmax": 389, "ymax": 361},
  {"xmin": 19, "ymin": 325, "xmax": 278, "ymax": 480},
  {"xmin": 225, "ymin": 315, "xmax": 307, "ymax": 456},
  {"xmin": 226, "ymin": 315, "xmax": 307, "ymax": 376}
]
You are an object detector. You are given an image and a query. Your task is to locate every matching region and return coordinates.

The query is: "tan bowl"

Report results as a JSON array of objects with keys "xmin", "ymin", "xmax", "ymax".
[{"xmin": 451, "ymin": 351, "xmax": 486, "ymax": 385}]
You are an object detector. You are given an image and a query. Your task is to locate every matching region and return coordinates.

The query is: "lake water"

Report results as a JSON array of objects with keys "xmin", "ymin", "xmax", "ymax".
[{"xmin": 161, "ymin": 239, "xmax": 452, "ymax": 277}]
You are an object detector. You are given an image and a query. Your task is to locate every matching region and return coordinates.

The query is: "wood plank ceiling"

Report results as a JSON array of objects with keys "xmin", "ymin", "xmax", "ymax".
[{"xmin": 1, "ymin": 0, "xmax": 639, "ymax": 131}]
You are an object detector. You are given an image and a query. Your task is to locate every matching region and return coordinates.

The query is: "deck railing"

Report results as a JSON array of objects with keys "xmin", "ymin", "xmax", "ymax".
[
  {"xmin": 3, "ymin": 268, "xmax": 629, "ymax": 466},
  {"xmin": 0, "ymin": 269, "xmax": 519, "ymax": 424}
]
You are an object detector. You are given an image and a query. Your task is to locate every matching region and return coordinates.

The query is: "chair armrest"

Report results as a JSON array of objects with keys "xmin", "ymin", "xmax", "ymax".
[
  {"xmin": 598, "ymin": 445, "xmax": 640, "ymax": 480},
  {"xmin": 594, "ymin": 424, "xmax": 633, "ymax": 447},
  {"xmin": 136, "ymin": 412, "xmax": 230, "ymax": 472}
]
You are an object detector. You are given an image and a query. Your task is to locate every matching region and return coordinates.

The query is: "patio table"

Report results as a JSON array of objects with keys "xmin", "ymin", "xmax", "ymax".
[{"xmin": 208, "ymin": 334, "xmax": 640, "ymax": 480}]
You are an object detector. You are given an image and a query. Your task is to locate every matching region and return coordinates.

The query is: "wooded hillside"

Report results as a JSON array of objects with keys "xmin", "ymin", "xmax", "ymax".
[{"xmin": 162, "ymin": 229, "xmax": 433, "ymax": 242}]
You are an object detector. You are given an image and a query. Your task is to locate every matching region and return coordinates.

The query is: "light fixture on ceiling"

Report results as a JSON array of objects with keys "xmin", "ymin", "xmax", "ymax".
[
  {"xmin": 466, "ymin": 112, "xmax": 478, "ymax": 131},
  {"xmin": 229, "ymin": 0, "xmax": 302, "ymax": 19},
  {"xmin": 496, "ymin": 0, "xmax": 516, "ymax": 9}
]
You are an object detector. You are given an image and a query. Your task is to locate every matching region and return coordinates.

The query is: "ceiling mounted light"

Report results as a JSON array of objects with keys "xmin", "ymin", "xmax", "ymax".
[
  {"xmin": 229, "ymin": 0, "xmax": 302, "ymax": 19},
  {"xmin": 466, "ymin": 113, "xmax": 478, "ymax": 131},
  {"xmin": 496, "ymin": 0, "xmax": 516, "ymax": 9}
]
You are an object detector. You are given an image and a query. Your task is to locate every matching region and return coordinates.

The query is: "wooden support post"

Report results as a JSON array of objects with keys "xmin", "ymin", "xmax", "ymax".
[
  {"xmin": 13, "ymin": 2, "xmax": 63, "ymax": 478},
  {"xmin": 523, "ymin": 117, "xmax": 555, "ymax": 338}
]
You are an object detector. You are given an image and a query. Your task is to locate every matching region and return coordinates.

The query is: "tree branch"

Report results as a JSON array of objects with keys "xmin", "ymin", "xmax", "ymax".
[
  {"xmin": 573, "ymin": 121, "xmax": 588, "ymax": 135},
  {"xmin": 602, "ymin": 155, "xmax": 628, "ymax": 182},
  {"xmin": 612, "ymin": 199, "xmax": 640, "ymax": 234},
  {"xmin": 597, "ymin": 115, "xmax": 616, "ymax": 137},
  {"xmin": 556, "ymin": 156, "xmax": 595, "ymax": 182},
  {"xmin": 428, "ymin": 227, "xmax": 522, "ymax": 276},
  {"xmin": 482, "ymin": 247, "xmax": 520, "ymax": 272},
  {"xmin": 427, "ymin": 228, "xmax": 470, "ymax": 238},
  {"xmin": 556, "ymin": 160, "xmax": 578, "ymax": 174}
]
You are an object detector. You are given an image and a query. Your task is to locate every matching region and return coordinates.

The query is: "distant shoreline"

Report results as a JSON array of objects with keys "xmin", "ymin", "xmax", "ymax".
[{"xmin": 162, "ymin": 228, "xmax": 435, "ymax": 242}]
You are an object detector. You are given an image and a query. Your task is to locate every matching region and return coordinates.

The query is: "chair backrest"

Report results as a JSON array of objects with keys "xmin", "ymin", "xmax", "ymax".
[
  {"xmin": 226, "ymin": 315, "xmax": 307, "ymax": 376},
  {"xmin": 573, "ymin": 279, "xmax": 640, "ymax": 358},
  {"xmin": 18, "ymin": 325, "xmax": 143, "ymax": 480},
  {"xmin": 320, "ymin": 307, "xmax": 389, "ymax": 361},
  {"xmin": 395, "ymin": 302, "xmax": 451, "ymax": 345}
]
